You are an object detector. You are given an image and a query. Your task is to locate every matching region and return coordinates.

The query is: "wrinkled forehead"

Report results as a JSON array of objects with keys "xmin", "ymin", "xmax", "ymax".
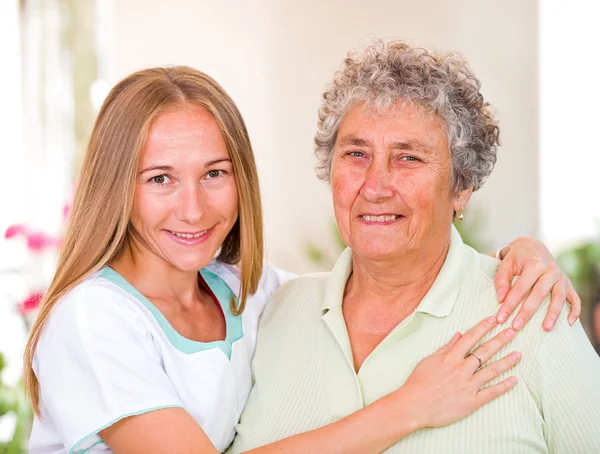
[{"xmin": 336, "ymin": 100, "xmax": 449, "ymax": 150}]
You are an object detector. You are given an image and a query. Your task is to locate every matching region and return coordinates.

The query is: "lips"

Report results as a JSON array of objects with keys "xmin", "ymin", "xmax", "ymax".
[
  {"xmin": 164, "ymin": 226, "xmax": 214, "ymax": 245},
  {"xmin": 359, "ymin": 213, "xmax": 405, "ymax": 224},
  {"xmin": 167, "ymin": 229, "xmax": 209, "ymax": 239}
]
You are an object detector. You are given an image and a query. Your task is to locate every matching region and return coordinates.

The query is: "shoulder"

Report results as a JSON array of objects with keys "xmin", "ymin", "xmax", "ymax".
[
  {"xmin": 39, "ymin": 271, "xmax": 151, "ymax": 354},
  {"xmin": 272, "ymin": 272, "xmax": 329, "ymax": 301},
  {"xmin": 50, "ymin": 271, "xmax": 142, "ymax": 323},
  {"xmin": 205, "ymin": 259, "xmax": 297, "ymax": 315},
  {"xmin": 469, "ymin": 246, "xmax": 501, "ymax": 285},
  {"xmin": 259, "ymin": 272, "xmax": 330, "ymax": 325},
  {"xmin": 451, "ymin": 246, "xmax": 501, "ymax": 315}
]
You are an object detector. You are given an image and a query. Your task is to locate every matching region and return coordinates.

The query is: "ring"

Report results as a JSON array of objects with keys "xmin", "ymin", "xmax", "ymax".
[{"xmin": 466, "ymin": 351, "xmax": 483, "ymax": 369}]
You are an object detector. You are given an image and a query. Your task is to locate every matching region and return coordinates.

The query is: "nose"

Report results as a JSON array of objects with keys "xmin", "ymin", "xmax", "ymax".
[
  {"xmin": 175, "ymin": 183, "xmax": 204, "ymax": 225},
  {"xmin": 360, "ymin": 161, "xmax": 394, "ymax": 202}
]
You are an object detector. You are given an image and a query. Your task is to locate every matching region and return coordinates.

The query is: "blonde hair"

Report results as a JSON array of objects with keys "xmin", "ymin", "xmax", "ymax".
[{"xmin": 24, "ymin": 66, "xmax": 264, "ymax": 415}]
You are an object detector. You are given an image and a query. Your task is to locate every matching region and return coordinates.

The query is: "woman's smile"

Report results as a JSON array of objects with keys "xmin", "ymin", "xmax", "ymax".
[{"xmin": 164, "ymin": 226, "xmax": 215, "ymax": 246}]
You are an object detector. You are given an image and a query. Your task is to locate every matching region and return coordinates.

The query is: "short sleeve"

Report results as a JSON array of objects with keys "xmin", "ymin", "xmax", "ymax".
[{"xmin": 33, "ymin": 283, "xmax": 184, "ymax": 452}]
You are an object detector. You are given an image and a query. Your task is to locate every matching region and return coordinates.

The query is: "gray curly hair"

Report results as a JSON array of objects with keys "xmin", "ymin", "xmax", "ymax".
[{"xmin": 314, "ymin": 40, "xmax": 500, "ymax": 193}]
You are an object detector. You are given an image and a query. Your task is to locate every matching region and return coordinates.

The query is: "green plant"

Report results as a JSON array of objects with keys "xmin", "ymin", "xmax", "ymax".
[
  {"xmin": 0, "ymin": 354, "xmax": 31, "ymax": 454},
  {"xmin": 557, "ymin": 236, "xmax": 600, "ymax": 351},
  {"xmin": 305, "ymin": 220, "xmax": 347, "ymax": 268}
]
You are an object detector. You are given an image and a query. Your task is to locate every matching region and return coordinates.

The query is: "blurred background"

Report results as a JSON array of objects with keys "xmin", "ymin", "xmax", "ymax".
[{"xmin": 0, "ymin": 0, "xmax": 599, "ymax": 451}]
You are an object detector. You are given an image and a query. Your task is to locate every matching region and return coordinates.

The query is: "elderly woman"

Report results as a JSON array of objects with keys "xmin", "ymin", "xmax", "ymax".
[{"xmin": 230, "ymin": 41, "xmax": 600, "ymax": 453}]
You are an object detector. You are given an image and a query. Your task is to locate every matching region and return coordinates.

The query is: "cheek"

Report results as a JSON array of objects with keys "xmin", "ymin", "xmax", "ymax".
[
  {"xmin": 395, "ymin": 169, "xmax": 451, "ymax": 215},
  {"xmin": 331, "ymin": 168, "xmax": 361, "ymax": 243},
  {"xmin": 210, "ymin": 179, "xmax": 239, "ymax": 221},
  {"xmin": 131, "ymin": 187, "xmax": 164, "ymax": 228},
  {"xmin": 331, "ymin": 166, "xmax": 361, "ymax": 211}
]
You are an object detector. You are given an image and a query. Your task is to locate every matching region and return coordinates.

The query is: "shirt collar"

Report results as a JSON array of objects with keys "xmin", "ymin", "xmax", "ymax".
[{"xmin": 320, "ymin": 225, "xmax": 474, "ymax": 318}]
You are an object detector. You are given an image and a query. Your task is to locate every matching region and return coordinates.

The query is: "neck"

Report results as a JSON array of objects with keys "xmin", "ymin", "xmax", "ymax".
[
  {"xmin": 346, "ymin": 234, "xmax": 451, "ymax": 311},
  {"xmin": 110, "ymin": 240, "xmax": 201, "ymax": 305}
]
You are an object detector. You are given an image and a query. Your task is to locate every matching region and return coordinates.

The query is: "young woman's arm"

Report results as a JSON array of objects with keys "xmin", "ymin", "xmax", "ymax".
[
  {"xmin": 490, "ymin": 237, "xmax": 581, "ymax": 330},
  {"xmin": 100, "ymin": 316, "xmax": 518, "ymax": 454}
]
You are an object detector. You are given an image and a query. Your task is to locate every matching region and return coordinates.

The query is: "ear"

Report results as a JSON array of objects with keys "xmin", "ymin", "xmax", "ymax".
[{"xmin": 453, "ymin": 187, "xmax": 473, "ymax": 213}]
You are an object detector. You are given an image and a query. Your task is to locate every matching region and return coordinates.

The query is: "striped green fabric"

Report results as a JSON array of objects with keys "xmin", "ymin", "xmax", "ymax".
[{"xmin": 230, "ymin": 227, "xmax": 600, "ymax": 453}]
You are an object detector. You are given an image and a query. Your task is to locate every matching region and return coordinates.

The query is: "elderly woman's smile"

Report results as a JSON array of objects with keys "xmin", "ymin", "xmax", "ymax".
[{"xmin": 331, "ymin": 102, "xmax": 472, "ymax": 262}]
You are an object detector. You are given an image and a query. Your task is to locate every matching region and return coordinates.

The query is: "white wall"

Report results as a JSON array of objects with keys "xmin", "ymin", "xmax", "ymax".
[
  {"xmin": 539, "ymin": 0, "xmax": 600, "ymax": 251},
  {"xmin": 111, "ymin": 0, "xmax": 539, "ymax": 272},
  {"xmin": 0, "ymin": 0, "xmax": 27, "ymax": 387}
]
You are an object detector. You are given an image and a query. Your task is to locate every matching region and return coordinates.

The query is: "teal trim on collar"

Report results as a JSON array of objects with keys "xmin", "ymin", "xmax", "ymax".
[{"xmin": 99, "ymin": 267, "xmax": 243, "ymax": 358}]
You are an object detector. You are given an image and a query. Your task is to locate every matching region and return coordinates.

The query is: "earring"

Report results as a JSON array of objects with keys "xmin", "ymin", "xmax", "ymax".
[{"xmin": 457, "ymin": 206, "xmax": 464, "ymax": 221}]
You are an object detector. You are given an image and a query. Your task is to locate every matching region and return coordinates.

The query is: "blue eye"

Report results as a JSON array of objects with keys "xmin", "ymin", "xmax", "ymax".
[
  {"xmin": 150, "ymin": 175, "xmax": 171, "ymax": 184},
  {"xmin": 348, "ymin": 151, "xmax": 366, "ymax": 158},
  {"xmin": 400, "ymin": 156, "xmax": 418, "ymax": 161}
]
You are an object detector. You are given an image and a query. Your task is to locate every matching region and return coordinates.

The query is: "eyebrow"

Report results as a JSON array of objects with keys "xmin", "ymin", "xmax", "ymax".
[
  {"xmin": 139, "ymin": 158, "xmax": 232, "ymax": 175},
  {"xmin": 337, "ymin": 135, "xmax": 432, "ymax": 153}
]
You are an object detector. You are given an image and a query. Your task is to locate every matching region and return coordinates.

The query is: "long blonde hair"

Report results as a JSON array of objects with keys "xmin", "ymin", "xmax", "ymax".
[{"xmin": 24, "ymin": 67, "xmax": 264, "ymax": 415}]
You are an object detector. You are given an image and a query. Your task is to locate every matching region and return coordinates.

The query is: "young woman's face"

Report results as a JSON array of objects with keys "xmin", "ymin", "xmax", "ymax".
[{"xmin": 130, "ymin": 104, "xmax": 238, "ymax": 272}]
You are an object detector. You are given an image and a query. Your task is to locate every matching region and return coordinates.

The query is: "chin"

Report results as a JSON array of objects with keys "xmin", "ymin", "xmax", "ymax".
[
  {"xmin": 167, "ymin": 254, "xmax": 214, "ymax": 272},
  {"xmin": 352, "ymin": 243, "xmax": 401, "ymax": 262}
]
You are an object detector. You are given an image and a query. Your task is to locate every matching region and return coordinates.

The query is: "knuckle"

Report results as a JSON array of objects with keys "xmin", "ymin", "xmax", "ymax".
[
  {"xmin": 488, "ymin": 362, "xmax": 499, "ymax": 376},
  {"xmin": 546, "ymin": 262, "xmax": 559, "ymax": 273},
  {"xmin": 520, "ymin": 309, "xmax": 534, "ymax": 320}
]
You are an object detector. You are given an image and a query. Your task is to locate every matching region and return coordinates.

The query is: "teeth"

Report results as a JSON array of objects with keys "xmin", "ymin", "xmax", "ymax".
[
  {"xmin": 170, "ymin": 230, "xmax": 207, "ymax": 239},
  {"xmin": 363, "ymin": 215, "xmax": 398, "ymax": 223}
]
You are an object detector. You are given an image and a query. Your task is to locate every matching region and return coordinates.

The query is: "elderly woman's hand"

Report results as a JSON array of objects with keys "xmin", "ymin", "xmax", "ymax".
[
  {"xmin": 494, "ymin": 238, "xmax": 581, "ymax": 332},
  {"xmin": 400, "ymin": 317, "xmax": 521, "ymax": 429}
]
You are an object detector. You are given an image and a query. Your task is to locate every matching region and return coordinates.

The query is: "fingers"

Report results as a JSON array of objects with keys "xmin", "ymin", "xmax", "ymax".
[
  {"xmin": 566, "ymin": 281, "xmax": 582, "ymax": 325},
  {"xmin": 452, "ymin": 316, "xmax": 498, "ymax": 357},
  {"xmin": 475, "ymin": 375, "xmax": 519, "ymax": 406},
  {"xmin": 496, "ymin": 264, "xmax": 544, "ymax": 325},
  {"xmin": 493, "ymin": 259, "xmax": 515, "ymax": 303},
  {"xmin": 467, "ymin": 328, "xmax": 516, "ymax": 371},
  {"xmin": 512, "ymin": 268, "xmax": 562, "ymax": 331},
  {"xmin": 436, "ymin": 332, "xmax": 463, "ymax": 354},
  {"xmin": 473, "ymin": 350, "xmax": 521, "ymax": 387},
  {"xmin": 543, "ymin": 280, "xmax": 567, "ymax": 331}
]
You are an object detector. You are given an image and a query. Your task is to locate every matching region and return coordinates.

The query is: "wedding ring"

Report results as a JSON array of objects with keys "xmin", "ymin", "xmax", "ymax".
[{"xmin": 466, "ymin": 351, "xmax": 483, "ymax": 369}]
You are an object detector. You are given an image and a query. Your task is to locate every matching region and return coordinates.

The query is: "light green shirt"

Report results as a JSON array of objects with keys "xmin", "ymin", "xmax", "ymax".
[{"xmin": 229, "ymin": 227, "xmax": 600, "ymax": 453}]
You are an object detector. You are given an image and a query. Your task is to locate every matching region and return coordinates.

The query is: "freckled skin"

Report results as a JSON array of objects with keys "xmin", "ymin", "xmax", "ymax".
[{"xmin": 331, "ymin": 103, "xmax": 472, "ymax": 265}]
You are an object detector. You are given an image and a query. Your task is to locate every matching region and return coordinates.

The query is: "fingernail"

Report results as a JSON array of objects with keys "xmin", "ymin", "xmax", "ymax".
[
  {"xmin": 568, "ymin": 318, "xmax": 575, "ymax": 326},
  {"xmin": 508, "ymin": 376, "xmax": 518, "ymax": 386},
  {"xmin": 512, "ymin": 352, "xmax": 522, "ymax": 360},
  {"xmin": 487, "ymin": 316, "xmax": 497, "ymax": 325},
  {"xmin": 497, "ymin": 312, "xmax": 507, "ymax": 323},
  {"xmin": 504, "ymin": 328, "xmax": 516, "ymax": 339},
  {"xmin": 545, "ymin": 318, "xmax": 555, "ymax": 331},
  {"xmin": 513, "ymin": 318, "xmax": 523, "ymax": 331}
]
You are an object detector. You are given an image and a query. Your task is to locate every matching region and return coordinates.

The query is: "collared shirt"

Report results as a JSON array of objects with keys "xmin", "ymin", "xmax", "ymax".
[
  {"xmin": 229, "ymin": 227, "xmax": 600, "ymax": 453},
  {"xmin": 29, "ymin": 261, "xmax": 295, "ymax": 454}
]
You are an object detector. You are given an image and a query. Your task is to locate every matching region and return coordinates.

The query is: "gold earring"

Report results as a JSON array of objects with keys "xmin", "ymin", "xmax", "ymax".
[{"xmin": 457, "ymin": 206, "xmax": 464, "ymax": 221}]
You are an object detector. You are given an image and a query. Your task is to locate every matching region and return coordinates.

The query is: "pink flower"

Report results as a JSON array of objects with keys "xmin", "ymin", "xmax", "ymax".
[
  {"xmin": 26, "ymin": 232, "xmax": 59, "ymax": 252},
  {"xmin": 4, "ymin": 224, "xmax": 27, "ymax": 239},
  {"xmin": 62, "ymin": 201, "xmax": 72, "ymax": 221},
  {"xmin": 17, "ymin": 292, "xmax": 43, "ymax": 316}
]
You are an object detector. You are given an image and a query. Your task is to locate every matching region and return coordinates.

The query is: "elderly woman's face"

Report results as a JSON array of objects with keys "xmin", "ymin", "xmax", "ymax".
[{"xmin": 330, "ymin": 103, "xmax": 471, "ymax": 261}]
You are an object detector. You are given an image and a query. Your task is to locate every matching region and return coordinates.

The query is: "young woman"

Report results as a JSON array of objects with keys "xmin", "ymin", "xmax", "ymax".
[{"xmin": 25, "ymin": 67, "xmax": 580, "ymax": 454}]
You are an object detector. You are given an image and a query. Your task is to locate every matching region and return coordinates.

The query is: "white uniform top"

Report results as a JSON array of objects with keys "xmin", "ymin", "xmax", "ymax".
[{"xmin": 29, "ymin": 260, "xmax": 294, "ymax": 454}]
